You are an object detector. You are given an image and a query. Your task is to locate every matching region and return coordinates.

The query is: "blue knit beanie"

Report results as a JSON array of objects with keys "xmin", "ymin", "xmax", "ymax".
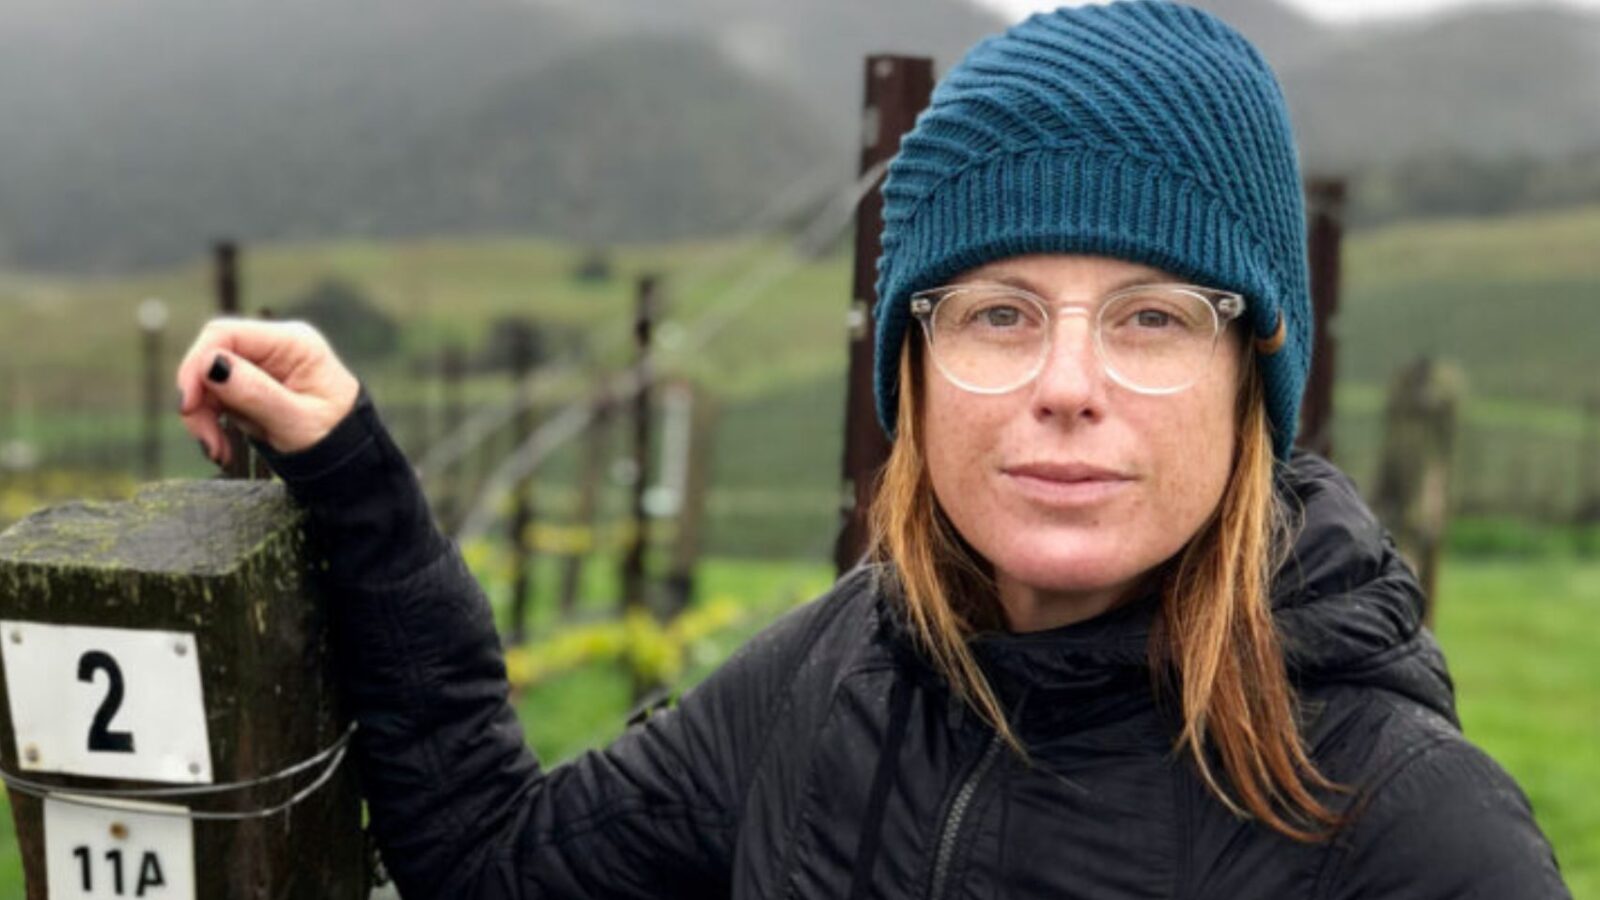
[{"xmin": 873, "ymin": 0, "xmax": 1310, "ymax": 460}]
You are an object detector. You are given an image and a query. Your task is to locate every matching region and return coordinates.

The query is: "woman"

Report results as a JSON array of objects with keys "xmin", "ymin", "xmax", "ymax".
[{"xmin": 177, "ymin": 2, "xmax": 1570, "ymax": 897}]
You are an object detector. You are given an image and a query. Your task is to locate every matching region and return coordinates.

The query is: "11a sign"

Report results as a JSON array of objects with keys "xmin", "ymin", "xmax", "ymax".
[{"xmin": 45, "ymin": 796, "xmax": 195, "ymax": 898}]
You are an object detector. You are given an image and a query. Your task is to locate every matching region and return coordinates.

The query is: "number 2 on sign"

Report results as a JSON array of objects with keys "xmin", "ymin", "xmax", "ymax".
[
  {"xmin": 72, "ymin": 846, "xmax": 166, "ymax": 896},
  {"xmin": 77, "ymin": 650, "xmax": 135, "ymax": 753}
]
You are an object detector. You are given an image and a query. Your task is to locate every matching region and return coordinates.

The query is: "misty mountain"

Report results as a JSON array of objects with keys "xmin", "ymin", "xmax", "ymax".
[
  {"xmin": 520, "ymin": 0, "xmax": 1008, "ymax": 136},
  {"xmin": 1, "ymin": 0, "xmax": 1597, "ymax": 272},
  {"xmin": 380, "ymin": 35, "xmax": 835, "ymax": 243},
  {"xmin": 1279, "ymin": 6, "xmax": 1600, "ymax": 169}
]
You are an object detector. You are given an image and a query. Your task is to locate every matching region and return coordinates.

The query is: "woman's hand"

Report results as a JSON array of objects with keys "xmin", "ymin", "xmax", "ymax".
[{"xmin": 175, "ymin": 317, "xmax": 361, "ymax": 468}]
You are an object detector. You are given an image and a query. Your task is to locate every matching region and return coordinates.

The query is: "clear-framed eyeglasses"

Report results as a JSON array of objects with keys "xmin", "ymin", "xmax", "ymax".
[{"xmin": 908, "ymin": 280, "xmax": 1247, "ymax": 396}]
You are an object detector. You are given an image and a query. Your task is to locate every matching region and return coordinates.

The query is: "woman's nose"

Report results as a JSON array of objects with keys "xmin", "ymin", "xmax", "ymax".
[{"xmin": 1029, "ymin": 313, "xmax": 1106, "ymax": 421}]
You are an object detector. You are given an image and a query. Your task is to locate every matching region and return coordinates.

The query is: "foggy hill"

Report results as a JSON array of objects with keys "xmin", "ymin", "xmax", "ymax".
[{"xmin": 1, "ymin": 0, "xmax": 1597, "ymax": 272}]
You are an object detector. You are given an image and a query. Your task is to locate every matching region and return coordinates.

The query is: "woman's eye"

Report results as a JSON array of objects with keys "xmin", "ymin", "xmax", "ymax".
[
  {"xmin": 978, "ymin": 305, "xmax": 1024, "ymax": 327},
  {"xmin": 1133, "ymin": 308, "xmax": 1172, "ymax": 328}
]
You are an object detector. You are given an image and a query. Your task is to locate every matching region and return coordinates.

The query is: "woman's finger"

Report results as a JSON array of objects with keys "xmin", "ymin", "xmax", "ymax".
[
  {"xmin": 180, "ymin": 385, "xmax": 230, "ymax": 464},
  {"xmin": 191, "ymin": 350, "xmax": 303, "ymax": 452},
  {"xmin": 175, "ymin": 318, "xmax": 324, "ymax": 414}
]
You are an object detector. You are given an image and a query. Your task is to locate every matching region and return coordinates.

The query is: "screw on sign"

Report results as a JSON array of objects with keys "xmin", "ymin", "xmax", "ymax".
[{"xmin": 45, "ymin": 795, "xmax": 194, "ymax": 898}]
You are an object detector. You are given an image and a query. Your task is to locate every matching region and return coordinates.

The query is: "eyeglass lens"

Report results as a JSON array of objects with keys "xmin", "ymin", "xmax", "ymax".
[{"xmin": 924, "ymin": 286, "xmax": 1224, "ymax": 394}]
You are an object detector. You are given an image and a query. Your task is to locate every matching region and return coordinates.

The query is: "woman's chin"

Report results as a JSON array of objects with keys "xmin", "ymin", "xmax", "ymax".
[{"xmin": 985, "ymin": 544, "xmax": 1145, "ymax": 598}]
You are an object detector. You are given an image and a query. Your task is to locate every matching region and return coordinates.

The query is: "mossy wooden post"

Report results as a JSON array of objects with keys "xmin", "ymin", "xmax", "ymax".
[
  {"xmin": 1372, "ymin": 358, "xmax": 1465, "ymax": 629},
  {"xmin": 0, "ymin": 480, "xmax": 366, "ymax": 898}
]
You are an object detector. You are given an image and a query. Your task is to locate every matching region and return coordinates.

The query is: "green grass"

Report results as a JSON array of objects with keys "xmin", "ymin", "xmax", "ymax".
[{"xmin": 1434, "ymin": 560, "xmax": 1600, "ymax": 898}]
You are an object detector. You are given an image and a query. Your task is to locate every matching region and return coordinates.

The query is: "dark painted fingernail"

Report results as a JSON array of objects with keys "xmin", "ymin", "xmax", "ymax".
[{"xmin": 207, "ymin": 354, "xmax": 231, "ymax": 384}]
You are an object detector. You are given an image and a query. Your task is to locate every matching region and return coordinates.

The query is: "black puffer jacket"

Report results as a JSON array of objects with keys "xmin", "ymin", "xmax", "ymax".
[{"xmin": 257, "ymin": 389, "xmax": 1571, "ymax": 899}]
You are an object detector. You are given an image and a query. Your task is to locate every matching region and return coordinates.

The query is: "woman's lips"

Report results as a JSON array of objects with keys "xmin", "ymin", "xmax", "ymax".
[{"xmin": 1001, "ymin": 462, "xmax": 1134, "ymax": 506}]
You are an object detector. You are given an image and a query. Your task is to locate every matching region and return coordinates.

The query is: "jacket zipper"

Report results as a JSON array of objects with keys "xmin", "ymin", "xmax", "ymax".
[{"xmin": 928, "ymin": 733, "xmax": 1004, "ymax": 900}]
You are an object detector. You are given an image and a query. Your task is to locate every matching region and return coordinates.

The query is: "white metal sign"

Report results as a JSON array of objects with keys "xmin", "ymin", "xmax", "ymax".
[
  {"xmin": 1, "ymin": 621, "xmax": 213, "ymax": 784},
  {"xmin": 44, "ymin": 796, "xmax": 195, "ymax": 899}
]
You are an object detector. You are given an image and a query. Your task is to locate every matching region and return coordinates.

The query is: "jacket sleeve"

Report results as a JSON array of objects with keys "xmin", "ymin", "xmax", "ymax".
[
  {"xmin": 1318, "ymin": 734, "xmax": 1572, "ymax": 900},
  {"xmin": 252, "ymin": 385, "xmax": 822, "ymax": 898}
]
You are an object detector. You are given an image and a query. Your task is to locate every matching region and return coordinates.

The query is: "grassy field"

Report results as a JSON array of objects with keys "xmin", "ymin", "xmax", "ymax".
[
  {"xmin": 1435, "ymin": 559, "xmax": 1600, "ymax": 897},
  {"xmin": 0, "ymin": 555, "xmax": 1595, "ymax": 896}
]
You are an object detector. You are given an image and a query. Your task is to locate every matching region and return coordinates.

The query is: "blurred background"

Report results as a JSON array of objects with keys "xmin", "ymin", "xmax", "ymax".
[{"xmin": 0, "ymin": 0, "xmax": 1595, "ymax": 895}]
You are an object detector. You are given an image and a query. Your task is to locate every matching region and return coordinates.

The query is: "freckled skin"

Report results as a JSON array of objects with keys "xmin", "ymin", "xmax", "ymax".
[{"xmin": 921, "ymin": 254, "xmax": 1244, "ymax": 632}]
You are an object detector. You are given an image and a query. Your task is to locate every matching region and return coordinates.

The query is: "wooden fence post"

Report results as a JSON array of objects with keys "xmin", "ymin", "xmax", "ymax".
[
  {"xmin": 1298, "ymin": 177, "xmax": 1345, "ymax": 460},
  {"xmin": 436, "ymin": 346, "xmax": 466, "ymax": 534},
  {"xmin": 1372, "ymin": 358, "xmax": 1465, "ymax": 628},
  {"xmin": 620, "ymin": 276, "xmax": 660, "ymax": 703},
  {"xmin": 138, "ymin": 300, "xmax": 169, "ymax": 482},
  {"xmin": 834, "ymin": 55, "xmax": 934, "ymax": 579},
  {"xmin": 663, "ymin": 382, "xmax": 717, "ymax": 620},
  {"xmin": 620, "ymin": 275, "xmax": 659, "ymax": 623},
  {"xmin": 558, "ymin": 391, "xmax": 611, "ymax": 619},
  {"xmin": 506, "ymin": 322, "xmax": 538, "ymax": 646},
  {"xmin": 0, "ymin": 480, "xmax": 366, "ymax": 897}
]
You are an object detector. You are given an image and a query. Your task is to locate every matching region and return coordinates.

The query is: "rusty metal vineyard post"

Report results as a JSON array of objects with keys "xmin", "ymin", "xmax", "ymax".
[{"xmin": 834, "ymin": 55, "xmax": 934, "ymax": 579}]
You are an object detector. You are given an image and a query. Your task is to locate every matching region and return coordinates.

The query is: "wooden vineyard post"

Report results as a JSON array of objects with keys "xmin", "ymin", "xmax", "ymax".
[
  {"xmin": 506, "ymin": 321, "xmax": 538, "ymax": 646},
  {"xmin": 1298, "ymin": 178, "xmax": 1345, "ymax": 460},
  {"xmin": 620, "ymin": 275, "xmax": 659, "ymax": 623},
  {"xmin": 834, "ymin": 55, "xmax": 934, "ymax": 578},
  {"xmin": 662, "ymin": 381, "xmax": 717, "ymax": 620},
  {"xmin": 436, "ymin": 346, "xmax": 466, "ymax": 535},
  {"xmin": 558, "ymin": 390, "xmax": 611, "ymax": 619},
  {"xmin": 1372, "ymin": 358, "xmax": 1465, "ymax": 629},
  {"xmin": 621, "ymin": 275, "xmax": 659, "ymax": 703},
  {"xmin": 137, "ymin": 299, "xmax": 169, "ymax": 482},
  {"xmin": 0, "ymin": 480, "xmax": 366, "ymax": 898}
]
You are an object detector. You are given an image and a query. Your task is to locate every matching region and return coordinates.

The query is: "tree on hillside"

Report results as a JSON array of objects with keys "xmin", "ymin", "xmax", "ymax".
[{"xmin": 281, "ymin": 278, "xmax": 399, "ymax": 364}]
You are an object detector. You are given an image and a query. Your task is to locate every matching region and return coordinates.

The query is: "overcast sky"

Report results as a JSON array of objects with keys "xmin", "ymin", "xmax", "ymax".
[{"xmin": 975, "ymin": 0, "xmax": 1600, "ymax": 23}]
